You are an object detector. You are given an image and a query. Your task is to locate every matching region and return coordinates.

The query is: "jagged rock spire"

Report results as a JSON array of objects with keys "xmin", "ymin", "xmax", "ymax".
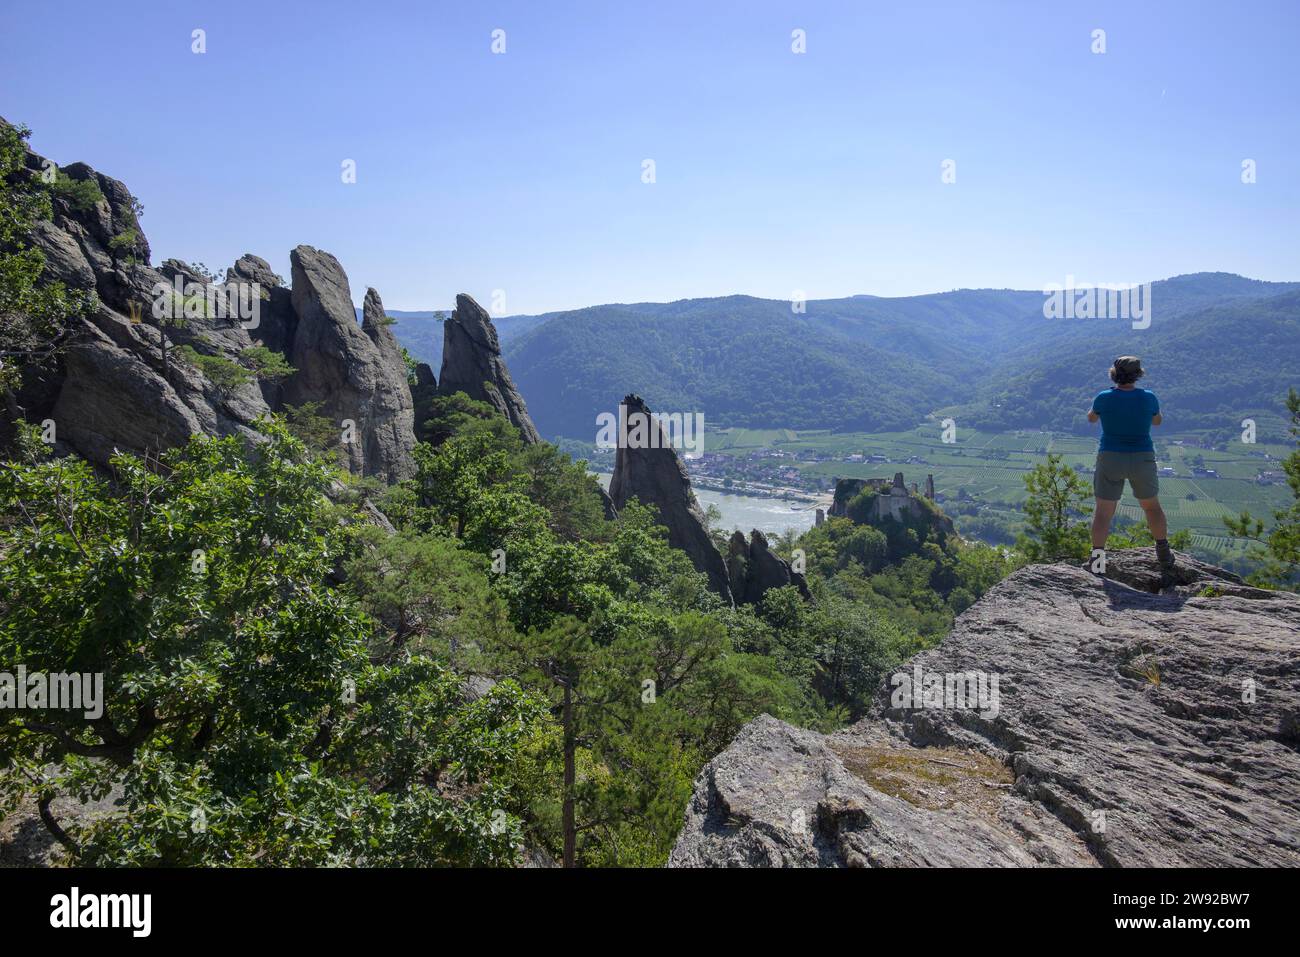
[
  {"xmin": 437, "ymin": 293, "xmax": 540, "ymax": 443},
  {"xmin": 609, "ymin": 394, "xmax": 732, "ymax": 603},
  {"xmin": 727, "ymin": 529, "xmax": 810, "ymax": 605},
  {"xmin": 281, "ymin": 247, "xmax": 415, "ymax": 482}
]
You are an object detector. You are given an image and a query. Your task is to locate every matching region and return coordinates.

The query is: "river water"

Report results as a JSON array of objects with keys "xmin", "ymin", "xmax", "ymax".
[{"xmin": 595, "ymin": 474, "xmax": 820, "ymax": 537}]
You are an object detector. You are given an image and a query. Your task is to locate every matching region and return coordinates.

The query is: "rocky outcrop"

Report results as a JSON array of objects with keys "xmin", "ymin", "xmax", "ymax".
[
  {"xmin": 597, "ymin": 484, "xmax": 618, "ymax": 522},
  {"xmin": 828, "ymin": 478, "xmax": 870, "ymax": 517},
  {"xmin": 6, "ymin": 126, "xmax": 273, "ymax": 463},
  {"xmin": 670, "ymin": 549, "xmax": 1300, "ymax": 866},
  {"xmin": 609, "ymin": 394, "xmax": 732, "ymax": 602},
  {"xmin": 829, "ymin": 472, "xmax": 955, "ymax": 537},
  {"xmin": 277, "ymin": 248, "xmax": 415, "ymax": 482},
  {"xmin": 437, "ymin": 293, "xmax": 541, "ymax": 443},
  {"xmin": 727, "ymin": 529, "xmax": 810, "ymax": 605},
  {"xmin": 410, "ymin": 361, "xmax": 439, "ymax": 443},
  {"xmin": 5, "ymin": 123, "xmax": 418, "ymax": 484}
]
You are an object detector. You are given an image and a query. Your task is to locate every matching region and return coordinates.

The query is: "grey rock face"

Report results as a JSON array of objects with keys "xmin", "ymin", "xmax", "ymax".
[
  {"xmin": 671, "ymin": 549, "xmax": 1300, "ymax": 867},
  {"xmin": 609, "ymin": 394, "xmax": 732, "ymax": 603},
  {"xmin": 47, "ymin": 291, "xmax": 269, "ymax": 466},
  {"xmin": 360, "ymin": 285, "xmax": 418, "ymax": 476},
  {"xmin": 27, "ymin": 219, "xmax": 96, "ymax": 289},
  {"xmin": 5, "ymin": 127, "xmax": 272, "ymax": 463},
  {"xmin": 597, "ymin": 484, "xmax": 618, "ymax": 521},
  {"xmin": 437, "ymin": 293, "xmax": 541, "ymax": 443},
  {"xmin": 229, "ymin": 254, "xmax": 296, "ymax": 360},
  {"xmin": 727, "ymin": 529, "xmax": 810, "ymax": 605},
  {"xmin": 51, "ymin": 320, "xmax": 203, "ymax": 466},
  {"xmin": 410, "ymin": 361, "xmax": 439, "ymax": 443},
  {"xmin": 3, "ymin": 123, "xmax": 419, "ymax": 486},
  {"xmin": 282, "ymin": 247, "xmax": 415, "ymax": 482}
]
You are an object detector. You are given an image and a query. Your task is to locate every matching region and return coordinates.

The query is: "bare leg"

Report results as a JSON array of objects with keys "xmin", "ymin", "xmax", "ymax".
[
  {"xmin": 1139, "ymin": 497, "xmax": 1167, "ymax": 541},
  {"xmin": 1091, "ymin": 498, "xmax": 1118, "ymax": 549}
]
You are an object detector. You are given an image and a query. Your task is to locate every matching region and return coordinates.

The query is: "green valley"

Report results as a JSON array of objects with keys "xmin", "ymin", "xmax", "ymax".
[{"xmin": 690, "ymin": 424, "xmax": 1294, "ymax": 575}]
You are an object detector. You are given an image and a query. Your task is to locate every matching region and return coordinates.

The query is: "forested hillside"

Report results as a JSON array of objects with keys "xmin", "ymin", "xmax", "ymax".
[
  {"xmin": 959, "ymin": 289, "xmax": 1300, "ymax": 433},
  {"xmin": 388, "ymin": 276, "xmax": 1300, "ymax": 441}
]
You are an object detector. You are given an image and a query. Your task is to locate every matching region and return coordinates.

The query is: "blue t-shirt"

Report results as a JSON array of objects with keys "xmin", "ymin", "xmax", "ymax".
[{"xmin": 1092, "ymin": 388, "xmax": 1159, "ymax": 452}]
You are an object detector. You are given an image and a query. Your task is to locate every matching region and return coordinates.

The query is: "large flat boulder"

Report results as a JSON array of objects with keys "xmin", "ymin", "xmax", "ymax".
[{"xmin": 671, "ymin": 549, "xmax": 1300, "ymax": 866}]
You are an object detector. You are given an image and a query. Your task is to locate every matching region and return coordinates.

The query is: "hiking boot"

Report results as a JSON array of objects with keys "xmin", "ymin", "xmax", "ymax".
[{"xmin": 1155, "ymin": 540, "xmax": 1176, "ymax": 569}]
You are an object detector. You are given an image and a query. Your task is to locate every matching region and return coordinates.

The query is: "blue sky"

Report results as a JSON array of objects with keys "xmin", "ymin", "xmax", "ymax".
[{"xmin": 2, "ymin": 0, "xmax": 1297, "ymax": 313}]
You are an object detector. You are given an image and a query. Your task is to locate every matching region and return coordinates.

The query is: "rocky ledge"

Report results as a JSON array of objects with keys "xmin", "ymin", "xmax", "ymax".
[{"xmin": 669, "ymin": 549, "xmax": 1300, "ymax": 867}]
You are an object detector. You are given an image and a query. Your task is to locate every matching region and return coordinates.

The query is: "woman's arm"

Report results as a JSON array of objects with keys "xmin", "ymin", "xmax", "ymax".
[{"xmin": 1152, "ymin": 413, "xmax": 1162, "ymax": 426}]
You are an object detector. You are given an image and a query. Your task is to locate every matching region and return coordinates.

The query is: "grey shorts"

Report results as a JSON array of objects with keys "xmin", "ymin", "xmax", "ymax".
[{"xmin": 1094, "ymin": 450, "xmax": 1159, "ymax": 501}]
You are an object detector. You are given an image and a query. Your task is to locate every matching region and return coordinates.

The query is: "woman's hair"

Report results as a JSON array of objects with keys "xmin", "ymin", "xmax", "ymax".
[{"xmin": 1109, "ymin": 355, "xmax": 1144, "ymax": 385}]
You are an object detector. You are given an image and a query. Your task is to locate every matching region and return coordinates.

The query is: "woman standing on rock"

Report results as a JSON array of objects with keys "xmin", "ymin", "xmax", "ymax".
[{"xmin": 1086, "ymin": 356, "xmax": 1176, "ymax": 571}]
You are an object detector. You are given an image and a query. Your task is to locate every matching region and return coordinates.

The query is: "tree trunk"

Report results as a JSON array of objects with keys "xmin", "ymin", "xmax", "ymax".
[
  {"xmin": 37, "ymin": 795, "xmax": 79, "ymax": 857},
  {"xmin": 562, "ymin": 678, "xmax": 576, "ymax": 868}
]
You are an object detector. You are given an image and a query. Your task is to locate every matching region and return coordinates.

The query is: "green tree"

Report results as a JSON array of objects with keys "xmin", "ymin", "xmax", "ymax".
[
  {"xmin": 174, "ymin": 344, "xmax": 251, "ymax": 390},
  {"xmin": 1017, "ymin": 453, "xmax": 1091, "ymax": 562},
  {"xmin": 239, "ymin": 345, "xmax": 295, "ymax": 383},
  {"xmin": 842, "ymin": 524, "xmax": 889, "ymax": 572},
  {"xmin": 1225, "ymin": 388, "xmax": 1300, "ymax": 590},
  {"xmin": 0, "ymin": 122, "xmax": 95, "ymax": 406},
  {"xmin": 0, "ymin": 421, "xmax": 543, "ymax": 865},
  {"xmin": 804, "ymin": 595, "xmax": 910, "ymax": 717},
  {"xmin": 282, "ymin": 400, "xmax": 340, "ymax": 457}
]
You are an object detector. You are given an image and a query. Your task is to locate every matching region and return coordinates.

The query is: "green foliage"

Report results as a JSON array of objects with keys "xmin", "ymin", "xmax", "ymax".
[
  {"xmin": 399, "ymin": 345, "xmax": 419, "ymax": 385},
  {"xmin": 10, "ymin": 419, "xmax": 52, "ymax": 464},
  {"xmin": 778, "ymin": 511, "xmax": 1019, "ymax": 713},
  {"xmin": 417, "ymin": 391, "xmax": 498, "ymax": 446},
  {"xmin": 844, "ymin": 487, "xmax": 880, "ymax": 525},
  {"xmin": 282, "ymin": 401, "xmax": 339, "ymax": 456},
  {"xmin": 239, "ymin": 345, "xmax": 295, "ymax": 383},
  {"xmin": 106, "ymin": 228, "xmax": 139, "ymax": 257},
  {"xmin": 1017, "ymin": 453, "xmax": 1092, "ymax": 563},
  {"xmin": 173, "ymin": 344, "xmax": 295, "ymax": 392},
  {"xmin": 343, "ymin": 526, "xmax": 513, "ymax": 669},
  {"xmin": 0, "ymin": 121, "xmax": 96, "ymax": 392},
  {"xmin": 370, "ymin": 398, "xmax": 821, "ymax": 865},
  {"xmin": 1224, "ymin": 388, "xmax": 1300, "ymax": 590},
  {"xmin": 0, "ymin": 421, "xmax": 544, "ymax": 865},
  {"xmin": 1107, "ymin": 522, "xmax": 1192, "ymax": 551},
  {"xmin": 0, "ymin": 344, "xmax": 1025, "ymax": 868},
  {"xmin": 50, "ymin": 170, "xmax": 104, "ymax": 213},
  {"xmin": 175, "ymin": 344, "xmax": 251, "ymax": 390}
]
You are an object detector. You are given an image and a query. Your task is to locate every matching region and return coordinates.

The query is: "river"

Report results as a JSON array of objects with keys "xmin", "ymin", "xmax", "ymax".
[{"xmin": 595, "ymin": 474, "xmax": 821, "ymax": 537}]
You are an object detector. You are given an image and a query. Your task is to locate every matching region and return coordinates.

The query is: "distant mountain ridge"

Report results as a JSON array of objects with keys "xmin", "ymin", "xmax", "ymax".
[{"xmin": 387, "ymin": 273, "xmax": 1300, "ymax": 442}]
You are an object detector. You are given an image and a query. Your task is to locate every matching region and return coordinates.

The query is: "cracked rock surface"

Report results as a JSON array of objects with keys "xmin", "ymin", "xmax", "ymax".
[{"xmin": 670, "ymin": 549, "xmax": 1300, "ymax": 867}]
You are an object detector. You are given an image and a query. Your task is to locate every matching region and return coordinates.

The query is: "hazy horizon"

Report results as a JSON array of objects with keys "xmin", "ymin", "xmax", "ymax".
[{"xmin": 380, "ymin": 269, "xmax": 1296, "ymax": 319}]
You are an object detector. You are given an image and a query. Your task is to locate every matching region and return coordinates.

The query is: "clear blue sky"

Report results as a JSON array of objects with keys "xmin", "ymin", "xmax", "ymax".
[{"xmin": 2, "ymin": 0, "xmax": 1297, "ymax": 313}]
